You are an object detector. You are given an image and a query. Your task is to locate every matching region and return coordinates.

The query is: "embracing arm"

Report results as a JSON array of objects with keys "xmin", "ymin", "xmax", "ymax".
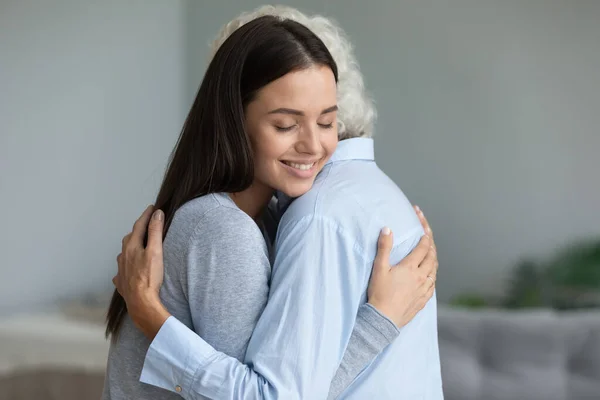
[
  {"xmin": 133, "ymin": 216, "xmax": 397, "ymax": 399},
  {"xmin": 147, "ymin": 216, "xmax": 366, "ymax": 399},
  {"xmin": 117, "ymin": 207, "xmax": 437, "ymax": 400}
]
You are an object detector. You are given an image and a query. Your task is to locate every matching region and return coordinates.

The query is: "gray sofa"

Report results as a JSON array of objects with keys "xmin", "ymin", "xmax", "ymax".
[
  {"xmin": 438, "ymin": 306, "xmax": 600, "ymax": 400},
  {"xmin": 3, "ymin": 306, "xmax": 598, "ymax": 400}
]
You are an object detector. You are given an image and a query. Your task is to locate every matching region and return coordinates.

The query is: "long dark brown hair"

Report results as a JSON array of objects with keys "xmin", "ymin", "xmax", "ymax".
[{"xmin": 105, "ymin": 15, "xmax": 338, "ymax": 340}]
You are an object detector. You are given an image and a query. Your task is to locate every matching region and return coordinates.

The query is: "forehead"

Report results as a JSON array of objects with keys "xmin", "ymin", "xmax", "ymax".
[{"xmin": 251, "ymin": 66, "xmax": 337, "ymax": 113}]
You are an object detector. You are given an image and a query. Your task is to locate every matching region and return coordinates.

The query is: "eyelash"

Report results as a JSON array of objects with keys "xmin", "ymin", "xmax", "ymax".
[
  {"xmin": 275, "ymin": 125, "xmax": 295, "ymax": 132},
  {"xmin": 275, "ymin": 123, "xmax": 334, "ymax": 132}
]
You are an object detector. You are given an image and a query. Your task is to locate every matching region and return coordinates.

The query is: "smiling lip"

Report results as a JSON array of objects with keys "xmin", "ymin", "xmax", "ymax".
[{"xmin": 280, "ymin": 160, "xmax": 319, "ymax": 179}]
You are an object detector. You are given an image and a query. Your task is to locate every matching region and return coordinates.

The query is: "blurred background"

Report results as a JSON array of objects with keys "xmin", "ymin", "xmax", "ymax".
[{"xmin": 1, "ymin": 0, "xmax": 599, "ymax": 399}]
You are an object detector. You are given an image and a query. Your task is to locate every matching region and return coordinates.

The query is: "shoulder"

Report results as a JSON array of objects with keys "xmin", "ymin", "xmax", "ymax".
[
  {"xmin": 278, "ymin": 173, "xmax": 360, "ymax": 242},
  {"xmin": 168, "ymin": 193, "xmax": 267, "ymax": 253},
  {"xmin": 278, "ymin": 163, "xmax": 423, "ymax": 261},
  {"xmin": 275, "ymin": 213, "xmax": 354, "ymax": 262}
]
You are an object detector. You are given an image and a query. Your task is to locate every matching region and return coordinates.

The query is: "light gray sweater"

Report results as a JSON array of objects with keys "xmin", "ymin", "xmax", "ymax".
[{"xmin": 103, "ymin": 193, "xmax": 399, "ymax": 399}]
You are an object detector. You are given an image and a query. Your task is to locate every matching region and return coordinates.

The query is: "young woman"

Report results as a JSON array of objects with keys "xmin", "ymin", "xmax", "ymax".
[{"xmin": 104, "ymin": 12, "xmax": 438, "ymax": 400}]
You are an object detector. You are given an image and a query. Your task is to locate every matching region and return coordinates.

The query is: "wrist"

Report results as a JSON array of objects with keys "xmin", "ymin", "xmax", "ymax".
[
  {"xmin": 368, "ymin": 299, "xmax": 395, "ymax": 323},
  {"xmin": 129, "ymin": 292, "xmax": 171, "ymax": 340},
  {"xmin": 367, "ymin": 300, "xmax": 396, "ymax": 326}
]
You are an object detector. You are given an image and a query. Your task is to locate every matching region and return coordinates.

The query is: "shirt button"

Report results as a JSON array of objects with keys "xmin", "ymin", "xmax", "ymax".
[{"xmin": 175, "ymin": 385, "xmax": 182, "ymax": 393}]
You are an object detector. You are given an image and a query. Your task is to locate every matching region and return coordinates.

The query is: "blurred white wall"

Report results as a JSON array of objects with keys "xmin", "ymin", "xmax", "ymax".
[
  {"xmin": 186, "ymin": 0, "xmax": 600, "ymax": 301},
  {"xmin": 0, "ymin": 0, "xmax": 187, "ymax": 314},
  {"xmin": 1, "ymin": 0, "xmax": 598, "ymax": 313},
  {"xmin": 325, "ymin": 0, "xmax": 600, "ymax": 300}
]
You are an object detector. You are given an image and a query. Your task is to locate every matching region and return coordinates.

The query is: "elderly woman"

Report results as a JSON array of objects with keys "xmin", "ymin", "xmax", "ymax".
[{"xmin": 104, "ymin": 5, "xmax": 440, "ymax": 400}]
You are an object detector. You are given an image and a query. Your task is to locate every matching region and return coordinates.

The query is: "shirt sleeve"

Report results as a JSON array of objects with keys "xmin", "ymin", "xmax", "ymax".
[
  {"xmin": 233, "ymin": 215, "xmax": 386, "ymax": 399},
  {"xmin": 326, "ymin": 304, "xmax": 400, "ymax": 399},
  {"xmin": 141, "ymin": 214, "xmax": 404, "ymax": 399},
  {"xmin": 143, "ymin": 215, "xmax": 366, "ymax": 399}
]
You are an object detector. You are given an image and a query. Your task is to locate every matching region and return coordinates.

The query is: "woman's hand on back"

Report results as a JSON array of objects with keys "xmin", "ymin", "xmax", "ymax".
[
  {"xmin": 112, "ymin": 206, "xmax": 171, "ymax": 339},
  {"xmin": 367, "ymin": 206, "xmax": 438, "ymax": 328}
]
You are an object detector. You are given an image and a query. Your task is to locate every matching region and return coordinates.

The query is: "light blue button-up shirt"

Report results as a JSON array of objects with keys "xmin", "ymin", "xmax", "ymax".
[{"xmin": 140, "ymin": 138, "xmax": 443, "ymax": 399}]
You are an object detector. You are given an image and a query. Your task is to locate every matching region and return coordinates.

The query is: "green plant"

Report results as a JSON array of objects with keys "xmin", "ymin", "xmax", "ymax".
[
  {"xmin": 451, "ymin": 238, "xmax": 600, "ymax": 310},
  {"xmin": 546, "ymin": 239, "xmax": 600, "ymax": 309},
  {"xmin": 449, "ymin": 293, "xmax": 490, "ymax": 309}
]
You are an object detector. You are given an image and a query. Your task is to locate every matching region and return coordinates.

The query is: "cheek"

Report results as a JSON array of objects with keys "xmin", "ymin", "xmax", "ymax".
[
  {"xmin": 324, "ymin": 132, "xmax": 339, "ymax": 158},
  {"xmin": 251, "ymin": 131, "xmax": 288, "ymax": 169}
]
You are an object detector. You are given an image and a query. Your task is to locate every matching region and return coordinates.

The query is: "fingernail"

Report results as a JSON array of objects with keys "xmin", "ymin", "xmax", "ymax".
[
  {"xmin": 382, "ymin": 227, "xmax": 391, "ymax": 236},
  {"xmin": 415, "ymin": 205, "xmax": 421, "ymax": 212},
  {"xmin": 153, "ymin": 210, "xmax": 164, "ymax": 221}
]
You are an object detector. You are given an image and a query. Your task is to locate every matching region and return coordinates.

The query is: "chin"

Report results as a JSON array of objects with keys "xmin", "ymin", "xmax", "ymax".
[{"xmin": 279, "ymin": 181, "xmax": 314, "ymax": 198}]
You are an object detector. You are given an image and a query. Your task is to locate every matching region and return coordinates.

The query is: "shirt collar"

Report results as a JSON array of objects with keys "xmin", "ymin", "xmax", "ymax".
[
  {"xmin": 326, "ymin": 138, "xmax": 374, "ymax": 165},
  {"xmin": 275, "ymin": 138, "xmax": 375, "ymax": 213}
]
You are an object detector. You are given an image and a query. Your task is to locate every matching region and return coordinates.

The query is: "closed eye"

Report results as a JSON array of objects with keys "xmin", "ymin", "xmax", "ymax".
[
  {"xmin": 275, "ymin": 125, "xmax": 296, "ymax": 132},
  {"xmin": 318, "ymin": 123, "xmax": 334, "ymax": 129}
]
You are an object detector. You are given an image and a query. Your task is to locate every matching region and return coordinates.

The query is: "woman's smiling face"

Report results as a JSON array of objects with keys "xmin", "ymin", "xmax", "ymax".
[{"xmin": 244, "ymin": 65, "xmax": 339, "ymax": 198}]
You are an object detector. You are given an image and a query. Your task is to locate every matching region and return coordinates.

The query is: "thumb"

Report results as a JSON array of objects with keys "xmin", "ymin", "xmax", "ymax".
[
  {"xmin": 373, "ymin": 227, "xmax": 393, "ymax": 273},
  {"xmin": 146, "ymin": 210, "xmax": 164, "ymax": 252}
]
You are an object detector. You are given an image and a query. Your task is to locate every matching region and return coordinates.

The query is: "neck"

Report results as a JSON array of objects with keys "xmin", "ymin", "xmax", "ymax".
[{"xmin": 229, "ymin": 182, "xmax": 273, "ymax": 221}]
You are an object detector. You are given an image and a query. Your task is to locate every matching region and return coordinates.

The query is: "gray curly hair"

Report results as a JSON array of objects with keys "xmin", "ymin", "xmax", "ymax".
[{"xmin": 209, "ymin": 5, "xmax": 376, "ymax": 139}]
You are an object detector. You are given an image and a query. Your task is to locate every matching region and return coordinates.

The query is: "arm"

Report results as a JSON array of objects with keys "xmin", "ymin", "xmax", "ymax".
[
  {"xmin": 328, "ymin": 209, "xmax": 438, "ymax": 398},
  {"xmin": 138, "ymin": 207, "xmax": 271, "ymax": 394},
  {"xmin": 326, "ymin": 303, "xmax": 399, "ymax": 399},
  {"xmin": 142, "ymin": 216, "xmax": 362, "ymax": 399},
  {"xmin": 134, "ymin": 216, "xmax": 373, "ymax": 399},
  {"xmin": 178, "ymin": 216, "xmax": 435, "ymax": 400},
  {"xmin": 118, "ymin": 207, "xmax": 437, "ymax": 399},
  {"xmin": 117, "ymin": 208, "xmax": 398, "ymax": 399},
  {"xmin": 267, "ymin": 198, "xmax": 402, "ymax": 399}
]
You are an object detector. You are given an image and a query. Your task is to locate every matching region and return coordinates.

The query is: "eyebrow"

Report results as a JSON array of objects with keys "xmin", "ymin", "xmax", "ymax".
[{"xmin": 267, "ymin": 105, "xmax": 338, "ymax": 116}]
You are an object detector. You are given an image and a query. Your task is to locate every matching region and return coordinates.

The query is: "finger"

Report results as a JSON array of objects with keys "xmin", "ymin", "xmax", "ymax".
[
  {"xmin": 416, "ymin": 276, "xmax": 435, "ymax": 301},
  {"xmin": 131, "ymin": 205, "xmax": 155, "ymax": 247},
  {"xmin": 426, "ymin": 274, "xmax": 436, "ymax": 289},
  {"xmin": 424, "ymin": 282, "xmax": 435, "ymax": 302},
  {"xmin": 429, "ymin": 271, "xmax": 437, "ymax": 286},
  {"xmin": 418, "ymin": 246, "xmax": 438, "ymax": 277},
  {"xmin": 373, "ymin": 227, "xmax": 393, "ymax": 274},
  {"xmin": 121, "ymin": 233, "xmax": 132, "ymax": 251},
  {"xmin": 146, "ymin": 210, "xmax": 165, "ymax": 252},
  {"xmin": 414, "ymin": 206, "xmax": 436, "ymax": 253},
  {"xmin": 417, "ymin": 270, "xmax": 435, "ymax": 291},
  {"xmin": 415, "ymin": 284, "xmax": 435, "ymax": 314},
  {"xmin": 396, "ymin": 234, "xmax": 430, "ymax": 269},
  {"xmin": 414, "ymin": 205, "xmax": 432, "ymax": 236},
  {"xmin": 113, "ymin": 277, "xmax": 123, "ymax": 296}
]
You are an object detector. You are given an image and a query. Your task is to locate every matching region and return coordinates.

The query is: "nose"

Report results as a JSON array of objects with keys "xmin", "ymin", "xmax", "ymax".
[{"xmin": 296, "ymin": 126, "xmax": 322, "ymax": 155}]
